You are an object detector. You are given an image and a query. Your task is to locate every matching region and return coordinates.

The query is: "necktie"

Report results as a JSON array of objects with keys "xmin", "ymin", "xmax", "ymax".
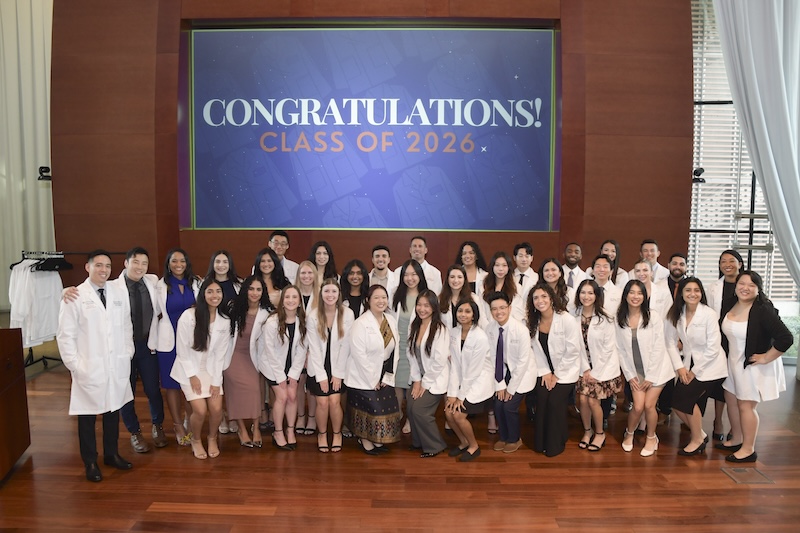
[
  {"xmin": 98, "ymin": 288, "xmax": 106, "ymax": 308},
  {"xmin": 567, "ymin": 271, "xmax": 574, "ymax": 288},
  {"xmin": 518, "ymin": 273, "xmax": 525, "ymax": 285},
  {"xmin": 495, "ymin": 326, "xmax": 505, "ymax": 382}
]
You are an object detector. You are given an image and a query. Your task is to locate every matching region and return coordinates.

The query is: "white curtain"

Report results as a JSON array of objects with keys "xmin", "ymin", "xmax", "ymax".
[
  {"xmin": 713, "ymin": 0, "xmax": 800, "ymax": 287},
  {"xmin": 0, "ymin": 0, "xmax": 54, "ymax": 310}
]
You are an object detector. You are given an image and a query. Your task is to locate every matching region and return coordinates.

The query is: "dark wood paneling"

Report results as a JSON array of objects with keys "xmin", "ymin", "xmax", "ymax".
[
  {"xmin": 181, "ymin": 0, "xmax": 292, "ymax": 19},
  {"xmin": 450, "ymin": 0, "xmax": 560, "ymax": 19}
]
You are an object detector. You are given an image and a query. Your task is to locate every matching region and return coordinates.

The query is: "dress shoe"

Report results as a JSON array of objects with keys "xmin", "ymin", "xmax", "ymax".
[
  {"xmin": 449, "ymin": 445, "xmax": 469, "ymax": 457},
  {"xmin": 726, "ymin": 451, "xmax": 757, "ymax": 463},
  {"xmin": 85, "ymin": 462, "xmax": 102, "ymax": 482},
  {"xmin": 103, "ymin": 454, "xmax": 133, "ymax": 470},
  {"xmin": 503, "ymin": 440, "xmax": 522, "ymax": 453},
  {"xmin": 459, "ymin": 448, "xmax": 481, "ymax": 462},
  {"xmin": 677, "ymin": 441, "xmax": 707, "ymax": 456},
  {"xmin": 130, "ymin": 431, "xmax": 151, "ymax": 453},
  {"xmin": 219, "ymin": 412, "xmax": 230, "ymax": 434},
  {"xmin": 640, "ymin": 435, "xmax": 659, "ymax": 457},
  {"xmin": 420, "ymin": 450, "xmax": 442, "ymax": 458},
  {"xmin": 493, "ymin": 440, "xmax": 507, "ymax": 451},
  {"xmin": 152, "ymin": 424, "xmax": 168, "ymax": 448},
  {"xmin": 712, "ymin": 432, "xmax": 725, "ymax": 442},
  {"xmin": 357, "ymin": 439, "xmax": 381, "ymax": 456},
  {"xmin": 714, "ymin": 442, "xmax": 742, "ymax": 452},
  {"xmin": 373, "ymin": 445, "xmax": 390, "ymax": 454},
  {"xmin": 621, "ymin": 429, "xmax": 635, "ymax": 452}
]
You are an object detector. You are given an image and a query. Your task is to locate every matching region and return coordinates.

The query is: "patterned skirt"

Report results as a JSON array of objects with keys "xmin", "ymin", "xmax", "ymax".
[
  {"xmin": 347, "ymin": 386, "xmax": 403, "ymax": 444},
  {"xmin": 576, "ymin": 374, "xmax": 624, "ymax": 400}
]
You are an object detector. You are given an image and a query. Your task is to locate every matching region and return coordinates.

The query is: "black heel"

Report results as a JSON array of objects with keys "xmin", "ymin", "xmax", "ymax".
[
  {"xmin": 587, "ymin": 432, "xmax": 605, "ymax": 452},
  {"xmin": 678, "ymin": 441, "xmax": 707, "ymax": 456},
  {"xmin": 317, "ymin": 431, "xmax": 329, "ymax": 453},
  {"xmin": 331, "ymin": 431, "xmax": 343, "ymax": 453},
  {"xmin": 271, "ymin": 429, "xmax": 293, "ymax": 451},
  {"xmin": 286, "ymin": 425, "xmax": 297, "ymax": 450}
]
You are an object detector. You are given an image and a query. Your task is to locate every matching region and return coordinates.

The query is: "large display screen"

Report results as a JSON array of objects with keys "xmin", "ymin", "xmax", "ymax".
[{"xmin": 188, "ymin": 26, "xmax": 559, "ymax": 231}]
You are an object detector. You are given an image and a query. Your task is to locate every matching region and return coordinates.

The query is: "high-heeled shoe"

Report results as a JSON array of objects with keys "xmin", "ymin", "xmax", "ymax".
[
  {"xmin": 588, "ymin": 432, "xmax": 605, "ymax": 452},
  {"xmin": 190, "ymin": 438, "xmax": 207, "ymax": 460},
  {"xmin": 237, "ymin": 426, "xmax": 253, "ymax": 448},
  {"xmin": 712, "ymin": 432, "xmax": 725, "ymax": 442},
  {"xmin": 578, "ymin": 428, "xmax": 593, "ymax": 449},
  {"xmin": 271, "ymin": 429, "xmax": 293, "ymax": 451},
  {"xmin": 303, "ymin": 415, "xmax": 317, "ymax": 435},
  {"xmin": 678, "ymin": 441, "xmax": 707, "ymax": 456},
  {"xmin": 357, "ymin": 439, "xmax": 381, "ymax": 456},
  {"xmin": 295, "ymin": 413, "xmax": 306, "ymax": 434},
  {"xmin": 621, "ymin": 429, "xmax": 635, "ymax": 452},
  {"xmin": 487, "ymin": 411, "xmax": 498, "ymax": 435},
  {"xmin": 640, "ymin": 435, "xmax": 659, "ymax": 457},
  {"xmin": 331, "ymin": 431, "xmax": 343, "ymax": 453},
  {"xmin": 250, "ymin": 424, "xmax": 262, "ymax": 448},
  {"xmin": 725, "ymin": 451, "xmax": 757, "ymax": 463},
  {"xmin": 174, "ymin": 423, "xmax": 191, "ymax": 447},
  {"xmin": 317, "ymin": 431, "xmax": 329, "ymax": 453},
  {"xmin": 286, "ymin": 425, "xmax": 297, "ymax": 450},
  {"xmin": 714, "ymin": 441, "xmax": 742, "ymax": 452},
  {"xmin": 207, "ymin": 435, "xmax": 220, "ymax": 458}
]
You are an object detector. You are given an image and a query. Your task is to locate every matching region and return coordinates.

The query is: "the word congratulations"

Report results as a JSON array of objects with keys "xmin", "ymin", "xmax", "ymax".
[{"xmin": 202, "ymin": 97, "xmax": 543, "ymax": 128}]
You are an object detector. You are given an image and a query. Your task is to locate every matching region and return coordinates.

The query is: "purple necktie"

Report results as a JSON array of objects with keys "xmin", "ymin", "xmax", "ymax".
[{"xmin": 495, "ymin": 326, "xmax": 505, "ymax": 382}]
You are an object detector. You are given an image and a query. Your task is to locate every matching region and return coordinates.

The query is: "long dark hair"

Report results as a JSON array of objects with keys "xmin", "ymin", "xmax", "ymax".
[
  {"xmin": 483, "ymin": 251, "xmax": 516, "ymax": 303},
  {"xmin": 526, "ymin": 283, "xmax": 561, "ymax": 336},
  {"xmin": 253, "ymin": 247, "xmax": 289, "ymax": 291},
  {"xmin": 717, "ymin": 249, "xmax": 745, "ymax": 279},
  {"xmin": 229, "ymin": 276, "xmax": 270, "ymax": 336},
  {"xmin": 454, "ymin": 241, "xmax": 488, "ymax": 271},
  {"xmin": 205, "ymin": 250, "xmax": 240, "ymax": 282},
  {"xmin": 599, "ymin": 240, "xmax": 621, "ymax": 284},
  {"xmin": 270, "ymin": 285, "xmax": 307, "ymax": 345},
  {"xmin": 667, "ymin": 277, "xmax": 708, "ymax": 327},
  {"xmin": 617, "ymin": 280, "xmax": 650, "ymax": 328},
  {"xmin": 393, "ymin": 259, "xmax": 428, "ymax": 312},
  {"xmin": 538, "ymin": 257, "xmax": 570, "ymax": 309},
  {"xmin": 192, "ymin": 278, "xmax": 229, "ymax": 352},
  {"xmin": 341, "ymin": 258, "xmax": 369, "ymax": 302},
  {"xmin": 163, "ymin": 248, "xmax": 196, "ymax": 293},
  {"xmin": 408, "ymin": 290, "xmax": 445, "ymax": 356},
  {"xmin": 439, "ymin": 265, "xmax": 472, "ymax": 313},
  {"xmin": 309, "ymin": 241, "xmax": 337, "ymax": 280},
  {"xmin": 574, "ymin": 279, "xmax": 611, "ymax": 322}
]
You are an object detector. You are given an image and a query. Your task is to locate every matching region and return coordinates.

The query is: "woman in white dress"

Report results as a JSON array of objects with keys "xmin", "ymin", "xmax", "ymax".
[
  {"xmin": 171, "ymin": 278, "xmax": 234, "ymax": 459},
  {"xmin": 717, "ymin": 271, "xmax": 793, "ymax": 463}
]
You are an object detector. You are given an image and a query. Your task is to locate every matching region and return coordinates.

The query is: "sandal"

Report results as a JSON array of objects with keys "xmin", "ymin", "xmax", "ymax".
[
  {"xmin": 295, "ymin": 414, "xmax": 306, "ymax": 435},
  {"xmin": 331, "ymin": 431, "xmax": 343, "ymax": 453},
  {"xmin": 190, "ymin": 438, "xmax": 207, "ymax": 460},
  {"xmin": 487, "ymin": 411, "xmax": 498, "ymax": 435},
  {"xmin": 303, "ymin": 415, "xmax": 317, "ymax": 435},
  {"xmin": 207, "ymin": 434, "xmax": 220, "ymax": 458},
  {"xmin": 174, "ymin": 423, "xmax": 192, "ymax": 447},
  {"xmin": 578, "ymin": 428, "xmax": 593, "ymax": 449},
  {"xmin": 588, "ymin": 432, "xmax": 606, "ymax": 452},
  {"xmin": 317, "ymin": 431, "xmax": 329, "ymax": 453},
  {"xmin": 341, "ymin": 426, "xmax": 353, "ymax": 439}
]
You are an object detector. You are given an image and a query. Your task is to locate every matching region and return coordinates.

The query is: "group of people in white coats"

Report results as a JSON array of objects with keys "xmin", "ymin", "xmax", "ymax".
[{"xmin": 57, "ymin": 236, "xmax": 794, "ymax": 481}]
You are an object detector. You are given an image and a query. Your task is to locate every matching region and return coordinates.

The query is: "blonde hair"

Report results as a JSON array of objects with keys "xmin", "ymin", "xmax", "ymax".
[
  {"xmin": 316, "ymin": 278, "xmax": 345, "ymax": 341},
  {"xmin": 297, "ymin": 260, "xmax": 320, "ymax": 310}
]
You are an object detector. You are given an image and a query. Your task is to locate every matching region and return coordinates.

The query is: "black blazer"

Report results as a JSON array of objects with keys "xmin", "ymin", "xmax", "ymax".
[{"xmin": 721, "ymin": 300, "xmax": 794, "ymax": 368}]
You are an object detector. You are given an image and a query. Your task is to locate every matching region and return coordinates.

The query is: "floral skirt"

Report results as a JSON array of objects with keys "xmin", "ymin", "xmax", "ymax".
[{"xmin": 576, "ymin": 374, "xmax": 624, "ymax": 400}]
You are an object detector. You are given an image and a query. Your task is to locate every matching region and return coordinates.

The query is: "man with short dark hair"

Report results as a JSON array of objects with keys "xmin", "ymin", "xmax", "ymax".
[
  {"xmin": 562, "ymin": 242, "xmax": 587, "ymax": 289},
  {"xmin": 269, "ymin": 230, "xmax": 298, "ymax": 284},
  {"xmin": 57, "ymin": 250, "xmax": 135, "ymax": 482},
  {"xmin": 512, "ymin": 242, "xmax": 538, "ymax": 299},
  {"xmin": 485, "ymin": 291, "xmax": 535, "ymax": 454},
  {"xmin": 667, "ymin": 253, "xmax": 688, "ymax": 300},
  {"xmin": 629, "ymin": 239, "xmax": 669, "ymax": 282},
  {"xmin": 369, "ymin": 244, "xmax": 398, "ymax": 289}
]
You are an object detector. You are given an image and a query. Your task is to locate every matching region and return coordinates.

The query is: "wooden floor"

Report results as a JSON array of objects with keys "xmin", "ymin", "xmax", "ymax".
[{"xmin": 1, "ymin": 359, "xmax": 799, "ymax": 532}]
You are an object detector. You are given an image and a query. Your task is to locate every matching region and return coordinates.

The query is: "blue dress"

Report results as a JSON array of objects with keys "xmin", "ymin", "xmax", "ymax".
[{"xmin": 157, "ymin": 277, "xmax": 196, "ymax": 389}]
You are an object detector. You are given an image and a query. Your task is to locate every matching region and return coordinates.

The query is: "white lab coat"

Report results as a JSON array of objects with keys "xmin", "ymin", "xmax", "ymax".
[
  {"xmin": 154, "ymin": 276, "xmax": 202, "ymax": 352},
  {"xmin": 368, "ymin": 268, "xmax": 400, "ymax": 291},
  {"xmin": 531, "ymin": 311, "xmax": 586, "ymax": 383},
  {"xmin": 573, "ymin": 312, "xmax": 622, "ymax": 382},
  {"xmin": 346, "ymin": 311, "xmax": 401, "ymax": 390},
  {"xmin": 440, "ymin": 292, "xmax": 489, "ymax": 330},
  {"xmin": 108, "ymin": 270, "xmax": 159, "ymax": 351},
  {"xmin": 485, "ymin": 316, "xmax": 536, "ymax": 395},
  {"xmin": 646, "ymin": 281, "xmax": 673, "ymax": 318},
  {"xmin": 447, "ymin": 325, "xmax": 495, "ymax": 404},
  {"xmin": 170, "ymin": 308, "xmax": 234, "ymax": 388},
  {"xmin": 706, "ymin": 277, "xmax": 726, "ymax": 316},
  {"xmin": 282, "ymin": 258, "xmax": 299, "ymax": 285},
  {"xmin": 513, "ymin": 268, "xmax": 539, "ymax": 302},
  {"xmin": 260, "ymin": 313, "xmax": 309, "ymax": 383},
  {"xmin": 57, "ymin": 279, "xmax": 134, "ymax": 415},
  {"xmin": 596, "ymin": 280, "xmax": 622, "ymax": 317},
  {"xmin": 616, "ymin": 310, "xmax": 677, "ymax": 387},
  {"xmin": 306, "ymin": 307, "xmax": 355, "ymax": 382},
  {"xmin": 407, "ymin": 323, "xmax": 450, "ymax": 395},
  {"xmin": 664, "ymin": 304, "xmax": 728, "ymax": 381}
]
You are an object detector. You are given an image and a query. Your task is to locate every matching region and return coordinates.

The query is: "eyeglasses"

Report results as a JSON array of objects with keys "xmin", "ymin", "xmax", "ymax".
[{"xmin": 270, "ymin": 240, "xmax": 289, "ymax": 248}]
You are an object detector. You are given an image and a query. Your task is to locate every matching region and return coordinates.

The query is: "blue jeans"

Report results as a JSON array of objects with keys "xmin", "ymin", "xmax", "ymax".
[{"xmin": 121, "ymin": 340, "xmax": 164, "ymax": 433}]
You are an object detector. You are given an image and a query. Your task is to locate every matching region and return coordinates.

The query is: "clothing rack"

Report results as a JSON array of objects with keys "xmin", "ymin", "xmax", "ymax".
[{"xmin": 8, "ymin": 251, "xmax": 74, "ymax": 368}]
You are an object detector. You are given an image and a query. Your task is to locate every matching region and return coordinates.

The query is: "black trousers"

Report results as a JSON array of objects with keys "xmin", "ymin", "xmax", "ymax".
[
  {"xmin": 78, "ymin": 411, "xmax": 120, "ymax": 465},
  {"xmin": 533, "ymin": 381, "xmax": 575, "ymax": 457}
]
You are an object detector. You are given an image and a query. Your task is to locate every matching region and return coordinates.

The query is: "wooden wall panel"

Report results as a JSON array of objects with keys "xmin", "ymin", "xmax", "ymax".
[{"xmin": 51, "ymin": 0, "xmax": 694, "ymax": 281}]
